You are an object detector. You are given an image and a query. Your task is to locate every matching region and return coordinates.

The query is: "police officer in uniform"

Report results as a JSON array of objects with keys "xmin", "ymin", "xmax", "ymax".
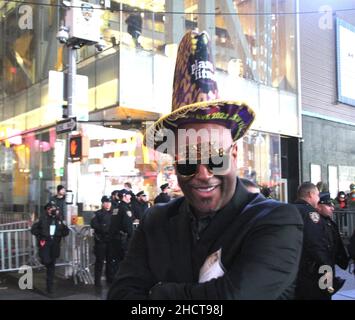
[
  {"xmin": 31, "ymin": 201, "xmax": 69, "ymax": 294},
  {"xmin": 153, "ymin": 183, "xmax": 171, "ymax": 204},
  {"xmin": 117, "ymin": 189, "xmax": 134, "ymax": 254},
  {"xmin": 91, "ymin": 196, "xmax": 116, "ymax": 287},
  {"xmin": 110, "ymin": 190, "xmax": 120, "ymax": 210},
  {"xmin": 295, "ymin": 184, "xmax": 349, "ymax": 300}
]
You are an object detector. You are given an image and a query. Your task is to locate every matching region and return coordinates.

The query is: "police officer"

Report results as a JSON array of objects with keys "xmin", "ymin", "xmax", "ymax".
[
  {"xmin": 31, "ymin": 201, "xmax": 69, "ymax": 294},
  {"xmin": 91, "ymin": 194, "xmax": 134, "ymax": 286},
  {"xmin": 348, "ymin": 230, "xmax": 355, "ymax": 260},
  {"xmin": 91, "ymin": 196, "xmax": 115, "ymax": 287},
  {"xmin": 131, "ymin": 191, "xmax": 149, "ymax": 221},
  {"xmin": 110, "ymin": 190, "xmax": 120, "ymax": 210},
  {"xmin": 116, "ymin": 189, "xmax": 134, "ymax": 253},
  {"xmin": 153, "ymin": 183, "xmax": 171, "ymax": 204},
  {"xmin": 295, "ymin": 185, "xmax": 349, "ymax": 300}
]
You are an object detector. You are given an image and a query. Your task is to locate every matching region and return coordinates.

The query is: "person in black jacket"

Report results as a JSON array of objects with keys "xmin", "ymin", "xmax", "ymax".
[
  {"xmin": 295, "ymin": 189, "xmax": 349, "ymax": 300},
  {"xmin": 153, "ymin": 183, "xmax": 171, "ymax": 204},
  {"xmin": 125, "ymin": 13, "xmax": 142, "ymax": 48},
  {"xmin": 91, "ymin": 196, "xmax": 115, "ymax": 287},
  {"xmin": 31, "ymin": 201, "xmax": 69, "ymax": 294},
  {"xmin": 131, "ymin": 191, "xmax": 149, "ymax": 221},
  {"xmin": 107, "ymin": 29, "xmax": 303, "ymax": 301},
  {"xmin": 50, "ymin": 185, "xmax": 66, "ymax": 220},
  {"xmin": 91, "ymin": 195, "xmax": 133, "ymax": 287},
  {"xmin": 116, "ymin": 189, "xmax": 134, "ymax": 254},
  {"xmin": 348, "ymin": 230, "xmax": 355, "ymax": 276}
]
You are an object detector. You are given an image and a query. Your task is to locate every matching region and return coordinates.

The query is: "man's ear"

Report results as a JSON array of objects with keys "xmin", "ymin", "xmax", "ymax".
[{"xmin": 231, "ymin": 144, "xmax": 238, "ymax": 160}]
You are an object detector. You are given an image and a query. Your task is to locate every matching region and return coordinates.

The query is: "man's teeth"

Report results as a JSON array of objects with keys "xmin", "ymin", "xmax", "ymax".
[{"xmin": 197, "ymin": 186, "xmax": 216, "ymax": 192}]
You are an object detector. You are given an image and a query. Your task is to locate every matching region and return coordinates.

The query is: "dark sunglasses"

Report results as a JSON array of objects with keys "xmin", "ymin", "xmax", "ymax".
[{"xmin": 175, "ymin": 144, "xmax": 234, "ymax": 178}]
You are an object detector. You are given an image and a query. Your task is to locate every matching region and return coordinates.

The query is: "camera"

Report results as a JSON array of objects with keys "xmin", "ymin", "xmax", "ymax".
[
  {"xmin": 95, "ymin": 37, "xmax": 106, "ymax": 52},
  {"xmin": 56, "ymin": 25, "xmax": 69, "ymax": 44}
]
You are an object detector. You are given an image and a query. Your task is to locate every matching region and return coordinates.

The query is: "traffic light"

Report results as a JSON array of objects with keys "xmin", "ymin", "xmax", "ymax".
[
  {"xmin": 69, "ymin": 135, "xmax": 82, "ymax": 161},
  {"xmin": 62, "ymin": 105, "xmax": 69, "ymax": 118}
]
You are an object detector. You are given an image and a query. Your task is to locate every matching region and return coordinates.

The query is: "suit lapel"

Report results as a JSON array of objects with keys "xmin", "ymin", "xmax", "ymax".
[
  {"xmin": 168, "ymin": 200, "xmax": 194, "ymax": 282},
  {"xmin": 191, "ymin": 179, "xmax": 254, "ymax": 277}
]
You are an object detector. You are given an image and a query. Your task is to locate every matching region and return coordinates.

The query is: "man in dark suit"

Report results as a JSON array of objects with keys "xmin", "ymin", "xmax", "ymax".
[{"xmin": 107, "ymin": 30, "xmax": 303, "ymax": 300}]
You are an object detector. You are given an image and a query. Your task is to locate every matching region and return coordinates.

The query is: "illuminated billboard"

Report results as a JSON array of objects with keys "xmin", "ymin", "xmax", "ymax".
[{"xmin": 336, "ymin": 18, "xmax": 355, "ymax": 107}]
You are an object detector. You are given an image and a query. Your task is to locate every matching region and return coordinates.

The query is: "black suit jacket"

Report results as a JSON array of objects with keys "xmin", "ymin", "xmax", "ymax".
[{"xmin": 108, "ymin": 180, "xmax": 303, "ymax": 300}]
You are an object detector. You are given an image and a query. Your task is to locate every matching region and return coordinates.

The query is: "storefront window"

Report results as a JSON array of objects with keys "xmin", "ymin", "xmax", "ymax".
[
  {"xmin": 0, "ymin": 127, "xmax": 63, "ymax": 216},
  {"xmin": 237, "ymin": 130, "xmax": 282, "ymax": 200},
  {"xmin": 77, "ymin": 123, "xmax": 180, "ymax": 210}
]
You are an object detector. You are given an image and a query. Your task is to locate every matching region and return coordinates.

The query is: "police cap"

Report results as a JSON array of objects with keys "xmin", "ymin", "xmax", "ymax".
[
  {"xmin": 319, "ymin": 192, "xmax": 332, "ymax": 205},
  {"xmin": 136, "ymin": 191, "xmax": 146, "ymax": 197},
  {"xmin": 160, "ymin": 183, "xmax": 169, "ymax": 191},
  {"xmin": 118, "ymin": 189, "xmax": 131, "ymax": 197},
  {"xmin": 101, "ymin": 195, "xmax": 111, "ymax": 203}
]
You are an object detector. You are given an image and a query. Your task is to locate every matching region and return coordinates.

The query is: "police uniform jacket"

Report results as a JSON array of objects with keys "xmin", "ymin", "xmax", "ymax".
[
  {"xmin": 110, "ymin": 203, "xmax": 133, "ymax": 240},
  {"xmin": 108, "ymin": 179, "xmax": 304, "ymax": 300},
  {"xmin": 131, "ymin": 200, "xmax": 149, "ymax": 220},
  {"xmin": 348, "ymin": 231, "xmax": 355, "ymax": 259},
  {"xmin": 153, "ymin": 193, "xmax": 171, "ymax": 205},
  {"xmin": 294, "ymin": 199, "xmax": 349, "ymax": 299},
  {"xmin": 294, "ymin": 200, "xmax": 349, "ymax": 271},
  {"xmin": 90, "ymin": 208, "xmax": 112, "ymax": 242},
  {"xmin": 31, "ymin": 213, "xmax": 69, "ymax": 265}
]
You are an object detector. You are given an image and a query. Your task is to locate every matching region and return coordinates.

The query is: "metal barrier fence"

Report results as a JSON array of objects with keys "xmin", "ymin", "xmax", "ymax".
[
  {"xmin": 0, "ymin": 221, "xmax": 94, "ymax": 285},
  {"xmin": 333, "ymin": 210, "xmax": 355, "ymax": 240},
  {"xmin": 0, "ymin": 221, "xmax": 31, "ymax": 231},
  {"xmin": 0, "ymin": 212, "xmax": 31, "ymax": 224},
  {"xmin": 0, "ymin": 222, "xmax": 38, "ymax": 272},
  {"xmin": 57, "ymin": 225, "xmax": 94, "ymax": 285}
]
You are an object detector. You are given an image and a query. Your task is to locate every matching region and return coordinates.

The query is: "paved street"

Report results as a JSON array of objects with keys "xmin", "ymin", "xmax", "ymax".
[
  {"xmin": 1, "ymin": 265, "xmax": 354, "ymax": 300},
  {"xmin": 332, "ymin": 265, "xmax": 355, "ymax": 300},
  {"xmin": 0, "ymin": 270, "xmax": 108, "ymax": 300}
]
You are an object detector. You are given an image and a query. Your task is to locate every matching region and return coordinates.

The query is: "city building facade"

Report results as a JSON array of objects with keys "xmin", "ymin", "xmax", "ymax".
[
  {"xmin": 299, "ymin": 0, "xmax": 355, "ymax": 199},
  {"xmin": 0, "ymin": 0, "xmax": 300, "ymax": 217}
]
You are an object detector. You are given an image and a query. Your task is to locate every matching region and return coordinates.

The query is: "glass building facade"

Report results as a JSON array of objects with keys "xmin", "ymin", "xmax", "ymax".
[{"xmin": 0, "ymin": 0, "xmax": 299, "ymax": 215}]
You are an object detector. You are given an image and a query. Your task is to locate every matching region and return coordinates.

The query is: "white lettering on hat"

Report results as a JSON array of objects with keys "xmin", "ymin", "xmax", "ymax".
[{"xmin": 191, "ymin": 60, "xmax": 215, "ymax": 81}]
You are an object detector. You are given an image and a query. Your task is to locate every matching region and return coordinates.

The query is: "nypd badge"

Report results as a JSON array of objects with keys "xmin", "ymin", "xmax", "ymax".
[
  {"xmin": 126, "ymin": 210, "xmax": 132, "ymax": 218},
  {"xmin": 309, "ymin": 212, "xmax": 320, "ymax": 223}
]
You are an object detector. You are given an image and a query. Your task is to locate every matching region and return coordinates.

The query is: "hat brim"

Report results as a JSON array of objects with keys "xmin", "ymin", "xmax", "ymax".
[{"xmin": 144, "ymin": 100, "xmax": 255, "ymax": 151}]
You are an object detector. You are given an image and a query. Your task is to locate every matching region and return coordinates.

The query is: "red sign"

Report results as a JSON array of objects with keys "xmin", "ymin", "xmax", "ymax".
[{"xmin": 69, "ymin": 135, "xmax": 82, "ymax": 161}]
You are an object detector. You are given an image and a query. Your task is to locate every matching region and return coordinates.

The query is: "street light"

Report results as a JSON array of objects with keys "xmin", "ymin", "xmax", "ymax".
[{"xmin": 56, "ymin": 0, "xmax": 105, "ymax": 119}]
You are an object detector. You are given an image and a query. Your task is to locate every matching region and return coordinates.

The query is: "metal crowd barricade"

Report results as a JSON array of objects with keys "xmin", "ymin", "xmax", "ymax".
[
  {"xmin": 0, "ymin": 219, "xmax": 95, "ymax": 286},
  {"xmin": 0, "ymin": 212, "xmax": 31, "ymax": 224},
  {"xmin": 333, "ymin": 209, "xmax": 355, "ymax": 239},
  {"xmin": 0, "ymin": 221, "xmax": 31, "ymax": 231},
  {"xmin": 58, "ymin": 225, "xmax": 94, "ymax": 285},
  {"xmin": 0, "ymin": 221, "xmax": 39, "ymax": 272}
]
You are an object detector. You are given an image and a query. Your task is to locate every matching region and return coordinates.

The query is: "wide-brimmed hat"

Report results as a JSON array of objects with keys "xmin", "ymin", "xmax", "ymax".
[{"xmin": 144, "ymin": 30, "xmax": 255, "ymax": 152}]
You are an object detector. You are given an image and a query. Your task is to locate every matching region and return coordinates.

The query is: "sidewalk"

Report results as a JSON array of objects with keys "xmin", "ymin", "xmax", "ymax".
[
  {"xmin": 0, "ymin": 269, "xmax": 108, "ymax": 300},
  {"xmin": 332, "ymin": 265, "xmax": 355, "ymax": 300},
  {"xmin": 1, "ymin": 265, "xmax": 354, "ymax": 300}
]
